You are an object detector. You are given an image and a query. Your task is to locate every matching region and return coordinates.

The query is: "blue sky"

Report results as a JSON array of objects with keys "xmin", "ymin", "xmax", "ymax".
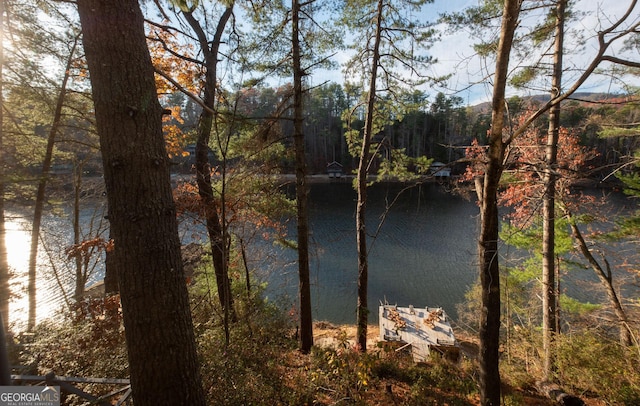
[{"xmin": 310, "ymin": 0, "xmax": 640, "ymax": 106}]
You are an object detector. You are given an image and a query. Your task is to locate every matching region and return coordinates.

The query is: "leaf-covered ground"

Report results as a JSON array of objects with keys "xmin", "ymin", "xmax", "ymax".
[{"xmin": 303, "ymin": 322, "xmax": 607, "ymax": 406}]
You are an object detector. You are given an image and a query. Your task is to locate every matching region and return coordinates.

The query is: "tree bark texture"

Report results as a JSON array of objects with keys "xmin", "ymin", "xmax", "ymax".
[
  {"xmin": 479, "ymin": 0, "xmax": 521, "ymax": 404},
  {"xmin": 103, "ymin": 234, "xmax": 118, "ymax": 294},
  {"xmin": 0, "ymin": 0, "xmax": 9, "ymax": 332},
  {"xmin": 73, "ymin": 163, "xmax": 84, "ymax": 301},
  {"xmin": 76, "ymin": 1, "xmax": 206, "ymax": 404},
  {"xmin": 542, "ymin": 0, "xmax": 567, "ymax": 380},
  {"xmin": 292, "ymin": 0, "xmax": 314, "ymax": 354},
  {"xmin": 183, "ymin": 8, "xmax": 235, "ymax": 323},
  {"xmin": 542, "ymin": 0, "xmax": 566, "ymax": 381},
  {"xmin": 356, "ymin": 0, "xmax": 385, "ymax": 352}
]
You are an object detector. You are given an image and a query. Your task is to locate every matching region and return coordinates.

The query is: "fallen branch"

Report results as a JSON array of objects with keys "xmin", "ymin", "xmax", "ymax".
[{"xmin": 536, "ymin": 381, "xmax": 585, "ymax": 406}]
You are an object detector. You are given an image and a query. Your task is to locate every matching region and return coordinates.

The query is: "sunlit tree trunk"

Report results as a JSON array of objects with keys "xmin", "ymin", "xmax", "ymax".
[
  {"xmin": 542, "ymin": 0, "xmax": 566, "ymax": 382},
  {"xmin": 566, "ymin": 215, "xmax": 633, "ymax": 346},
  {"xmin": 77, "ymin": 0, "xmax": 206, "ymax": 403},
  {"xmin": 0, "ymin": 0, "xmax": 9, "ymax": 332},
  {"xmin": 355, "ymin": 0, "xmax": 384, "ymax": 353},
  {"xmin": 73, "ymin": 162, "xmax": 83, "ymax": 301},
  {"xmin": 292, "ymin": 0, "xmax": 313, "ymax": 354},
  {"xmin": 26, "ymin": 36, "xmax": 77, "ymax": 330},
  {"xmin": 478, "ymin": 1, "xmax": 520, "ymax": 404},
  {"xmin": 72, "ymin": 160, "xmax": 93, "ymax": 302},
  {"xmin": 183, "ymin": 8, "xmax": 236, "ymax": 331}
]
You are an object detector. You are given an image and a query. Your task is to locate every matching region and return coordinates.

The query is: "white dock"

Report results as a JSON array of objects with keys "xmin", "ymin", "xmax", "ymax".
[{"xmin": 379, "ymin": 304, "xmax": 458, "ymax": 362}]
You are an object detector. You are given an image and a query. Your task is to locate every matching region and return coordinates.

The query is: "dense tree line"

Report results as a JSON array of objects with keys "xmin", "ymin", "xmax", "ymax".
[
  {"xmin": 0, "ymin": 0, "xmax": 639, "ymax": 404},
  {"xmin": 166, "ymin": 85, "xmax": 639, "ymax": 178}
]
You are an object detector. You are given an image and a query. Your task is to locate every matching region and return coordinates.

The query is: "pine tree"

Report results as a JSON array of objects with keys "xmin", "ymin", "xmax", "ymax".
[
  {"xmin": 77, "ymin": 0, "xmax": 206, "ymax": 403},
  {"xmin": 340, "ymin": 0, "xmax": 437, "ymax": 352}
]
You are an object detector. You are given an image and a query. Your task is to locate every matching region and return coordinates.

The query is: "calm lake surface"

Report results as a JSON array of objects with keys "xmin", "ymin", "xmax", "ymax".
[
  {"xmin": 5, "ymin": 180, "xmax": 636, "ymax": 328},
  {"xmin": 259, "ymin": 181, "xmax": 638, "ymax": 325},
  {"xmin": 261, "ymin": 182, "xmax": 480, "ymax": 324}
]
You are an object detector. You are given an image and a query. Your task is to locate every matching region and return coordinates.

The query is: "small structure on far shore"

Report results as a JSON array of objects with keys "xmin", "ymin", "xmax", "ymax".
[
  {"xmin": 326, "ymin": 161, "xmax": 344, "ymax": 178},
  {"xmin": 379, "ymin": 303, "xmax": 458, "ymax": 362},
  {"xmin": 428, "ymin": 161, "xmax": 451, "ymax": 178}
]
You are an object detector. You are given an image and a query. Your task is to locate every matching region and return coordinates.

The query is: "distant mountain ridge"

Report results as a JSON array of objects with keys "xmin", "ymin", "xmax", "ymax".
[{"xmin": 470, "ymin": 92, "xmax": 629, "ymax": 112}]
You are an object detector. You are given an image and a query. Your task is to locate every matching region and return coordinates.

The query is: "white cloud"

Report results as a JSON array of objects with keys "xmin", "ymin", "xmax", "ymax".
[
  {"xmin": 311, "ymin": 0, "xmax": 640, "ymax": 106},
  {"xmin": 436, "ymin": 0, "xmax": 640, "ymax": 105}
]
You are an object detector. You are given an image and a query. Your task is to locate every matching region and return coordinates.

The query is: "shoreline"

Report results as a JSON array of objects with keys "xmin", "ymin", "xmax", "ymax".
[{"xmin": 171, "ymin": 172, "xmax": 459, "ymax": 185}]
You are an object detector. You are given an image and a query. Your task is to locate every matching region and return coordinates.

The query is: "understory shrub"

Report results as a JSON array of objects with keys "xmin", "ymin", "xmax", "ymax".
[
  {"xmin": 190, "ymin": 263, "xmax": 312, "ymax": 405},
  {"xmin": 12, "ymin": 296, "xmax": 128, "ymax": 405},
  {"xmin": 406, "ymin": 355, "xmax": 477, "ymax": 406},
  {"xmin": 309, "ymin": 331, "xmax": 378, "ymax": 403},
  {"xmin": 555, "ymin": 331, "xmax": 640, "ymax": 405}
]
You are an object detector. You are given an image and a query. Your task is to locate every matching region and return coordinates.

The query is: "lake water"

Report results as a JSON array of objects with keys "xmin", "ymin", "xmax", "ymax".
[
  {"xmin": 4, "ymin": 202, "xmax": 109, "ymax": 329},
  {"xmin": 260, "ymin": 181, "xmax": 481, "ymax": 324},
  {"xmin": 5, "ymin": 180, "xmax": 637, "ymax": 329},
  {"xmin": 258, "ymin": 182, "xmax": 639, "ymax": 325}
]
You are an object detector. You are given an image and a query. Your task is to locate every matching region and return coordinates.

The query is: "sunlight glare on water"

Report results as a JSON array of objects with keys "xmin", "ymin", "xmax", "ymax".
[
  {"xmin": 4, "ymin": 213, "xmax": 64, "ymax": 330},
  {"xmin": 5, "ymin": 215, "xmax": 32, "ymax": 328}
]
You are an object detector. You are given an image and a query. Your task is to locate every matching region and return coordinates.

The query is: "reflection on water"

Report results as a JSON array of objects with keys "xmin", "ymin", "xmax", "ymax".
[
  {"xmin": 262, "ymin": 182, "xmax": 480, "ymax": 324},
  {"xmin": 6, "ymin": 181, "xmax": 635, "ymax": 329},
  {"xmin": 4, "ymin": 214, "xmax": 61, "ymax": 329},
  {"xmin": 5, "ymin": 183, "xmax": 480, "ymax": 329},
  {"xmin": 5, "ymin": 217, "xmax": 31, "ymax": 278},
  {"xmin": 4, "ymin": 205, "xmax": 108, "ymax": 330},
  {"xmin": 4, "ymin": 216, "xmax": 34, "ymax": 327}
]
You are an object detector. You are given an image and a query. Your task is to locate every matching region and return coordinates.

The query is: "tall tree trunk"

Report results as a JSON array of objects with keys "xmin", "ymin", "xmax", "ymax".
[
  {"xmin": 292, "ymin": 0, "xmax": 313, "ymax": 354},
  {"xmin": 183, "ymin": 8, "xmax": 236, "ymax": 327},
  {"xmin": 356, "ymin": 0, "xmax": 384, "ymax": 353},
  {"xmin": 76, "ymin": 1, "xmax": 206, "ymax": 404},
  {"xmin": 0, "ymin": 0, "xmax": 7, "ymax": 375},
  {"xmin": 26, "ymin": 37, "xmax": 77, "ymax": 330},
  {"xmin": 0, "ymin": 0, "xmax": 9, "ymax": 333},
  {"xmin": 479, "ymin": 1, "xmax": 521, "ymax": 404},
  {"xmin": 567, "ymin": 216, "xmax": 633, "ymax": 346},
  {"xmin": 542, "ymin": 0, "xmax": 566, "ymax": 381},
  {"xmin": 72, "ymin": 160, "xmax": 95, "ymax": 302},
  {"xmin": 103, "ymin": 234, "xmax": 118, "ymax": 294},
  {"xmin": 73, "ymin": 162, "xmax": 84, "ymax": 302}
]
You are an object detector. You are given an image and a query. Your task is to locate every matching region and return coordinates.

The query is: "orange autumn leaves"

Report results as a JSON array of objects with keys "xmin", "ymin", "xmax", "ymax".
[
  {"xmin": 147, "ymin": 23, "xmax": 292, "ymax": 244},
  {"xmin": 148, "ymin": 23, "xmax": 201, "ymax": 158},
  {"xmin": 163, "ymin": 106, "xmax": 190, "ymax": 158},
  {"xmin": 463, "ymin": 110, "xmax": 599, "ymax": 227},
  {"xmin": 172, "ymin": 177, "xmax": 289, "ymax": 242},
  {"xmin": 66, "ymin": 237, "xmax": 114, "ymax": 260},
  {"xmin": 148, "ymin": 24, "xmax": 202, "ymax": 97}
]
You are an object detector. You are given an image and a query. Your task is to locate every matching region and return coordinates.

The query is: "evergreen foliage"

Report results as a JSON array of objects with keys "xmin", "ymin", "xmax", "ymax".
[{"xmin": 2, "ymin": 0, "xmax": 640, "ymax": 404}]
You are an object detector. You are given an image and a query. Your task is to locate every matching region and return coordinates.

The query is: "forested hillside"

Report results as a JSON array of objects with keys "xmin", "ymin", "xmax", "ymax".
[
  {"xmin": 0, "ymin": 0, "xmax": 639, "ymax": 405},
  {"xmin": 165, "ymin": 87, "xmax": 640, "ymax": 179}
]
